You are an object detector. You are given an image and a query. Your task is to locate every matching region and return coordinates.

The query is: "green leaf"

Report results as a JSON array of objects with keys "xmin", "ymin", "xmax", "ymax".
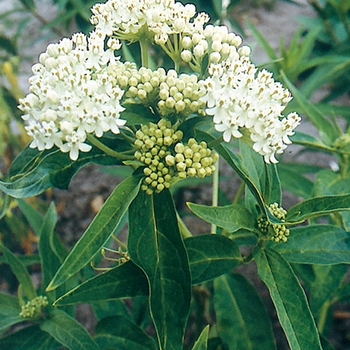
[
  {"xmin": 1, "ymin": 140, "xmax": 126, "ymax": 198},
  {"xmin": 195, "ymin": 129, "xmax": 267, "ymax": 215},
  {"xmin": 0, "ymin": 291, "xmax": 22, "ymax": 335},
  {"xmin": 0, "ymin": 243, "xmax": 36, "ymax": 300},
  {"xmin": 286, "ymin": 193, "xmax": 350, "ymax": 223},
  {"xmin": 95, "ymin": 315, "xmax": 157, "ymax": 350},
  {"xmin": 40, "ymin": 309, "xmax": 99, "ymax": 350},
  {"xmin": 0, "ymin": 325, "xmax": 60, "ymax": 350},
  {"xmin": 16, "ymin": 199, "xmax": 44, "ymax": 235},
  {"xmin": 38, "ymin": 203, "xmax": 63, "ymax": 301},
  {"xmin": 281, "ymin": 71, "xmax": 339, "ymax": 145},
  {"xmin": 277, "ymin": 163, "xmax": 313, "ymax": 199},
  {"xmin": 290, "ymin": 132, "xmax": 336, "ymax": 153},
  {"xmin": 214, "ymin": 273, "xmax": 276, "ymax": 350},
  {"xmin": 184, "ymin": 234, "xmax": 241, "ymax": 284},
  {"xmin": 308, "ymin": 265, "xmax": 347, "ymax": 327},
  {"xmin": 254, "ymin": 247, "xmax": 322, "ymax": 350},
  {"xmin": 55, "ymin": 235, "xmax": 241, "ymax": 306},
  {"xmin": 54, "ymin": 261, "xmax": 148, "ymax": 305},
  {"xmin": 128, "ymin": 189, "xmax": 191, "ymax": 350},
  {"xmin": 191, "ymin": 325, "xmax": 210, "ymax": 350},
  {"xmin": 47, "ymin": 175, "xmax": 142, "ymax": 291},
  {"xmin": 272, "ymin": 225, "xmax": 350, "ymax": 264},
  {"xmin": 187, "ymin": 202, "xmax": 257, "ymax": 234}
]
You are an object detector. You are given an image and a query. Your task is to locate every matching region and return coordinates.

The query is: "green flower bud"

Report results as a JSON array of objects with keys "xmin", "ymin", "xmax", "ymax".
[{"xmin": 175, "ymin": 143, "xmax": 185, "ymax": 154}]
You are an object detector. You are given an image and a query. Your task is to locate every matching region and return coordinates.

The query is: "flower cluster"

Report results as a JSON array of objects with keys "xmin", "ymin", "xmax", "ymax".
[
  {"xmin": 258, "ymin": 203, "xmax": 290, "ymax": 242},
  {"xmin": 19, "ymin": 296, "xmax": 48, "ymax": 318},
  {"xmin": 134, "ymin": 119, "xmax": 217, "ymax": 194},
  {"xmin": 18, "ymin": 32, "xmax": 126, "ymax": 160},
  {"xmin": 201, "ymin": 56, "xmax": 301, "ymax": 163},
  {"xmin": 90, "ymin": 0, "xmax": 208, "ymax": 45},
  {"xmin": 120, "ymin": 66, "xmax": 206, "ymax": 118},
  {"xmin": 19, "ymin": 0, "xmax": 300, "ymax": 165}
]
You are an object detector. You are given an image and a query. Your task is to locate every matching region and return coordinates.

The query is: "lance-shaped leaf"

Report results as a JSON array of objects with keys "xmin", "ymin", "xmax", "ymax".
[
  {"xmin": 254, "ymin": 247, "xmax": 322, "ymax": 350},
  {"xmin": 0, "ymin": 291, "xmax": 22, "ymax": 335},
  {"xmin": 54, "ymin": 261, "xmax": 148, "ymax": 305},
  {"xmin": 195, "ymin": 129, "xmax": 266, "ymax": 215},
  {"xmin": 191, "ymin": 325, "xmax": 210, "ymax": 350},
  {"xmin": 46, "ymin": 175, "xmax": 142, "ymax": 291},
  {"xmin": 55, "ymin": 234, "xmax": 241, "ymax": 306},
  {"xmin": 0, "ymin": 243, "xmax": 37, "ymax": 300},
  {"xmin": 40, "ymin": 309, "xmax": 99, "ymax": 350},
  {"xmin": 281, "ymin": 71, "xmax": 339, "ymax": 145},
  {"xmin": 214, "ymin": 273, "xmax": 276, "ymax": 350},
  {"xmin": 187, "ymin": 202, "xmax": 257, "ymax": 234},
  {"xmin": 0, "ymin": 325, "xmax": 60, "ymax": 350},
  {"xmin": 286, "ymin": 193, "xmax": 350, "ymax": 223},
  {"xmin": 1, "ymin": 137, "xmax": 127, "ymax": 198},
  {"xmin": 128, "ymin": 189, "xmax": 191, "ymax": 350},
  {"xmin": 271, "ymin": 225, "xmax": 350, "ymax": 264},
  {"xmin": 95, "ymin": 315, "xmax": 157, "ymax": 350},
  {"xmin": 184, "ymin": 234, "xmax": 241, "ymax": 284}
]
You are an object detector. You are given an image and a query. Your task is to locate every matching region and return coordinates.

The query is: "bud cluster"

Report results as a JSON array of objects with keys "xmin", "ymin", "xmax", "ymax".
[
  {"xmin": 134, "ymin": 119, "xmax": 217, "ymax": 195},
  {"xmin": 258, "ymin": 203, "xmax": 290, "ymax": 243},
  {"xmin": 19, "ymin": 295, "xmax": 48, "ymax": 318},
  {"xmin": 122, "ymin": 66, "xmax": 206, "ymax": 119}
]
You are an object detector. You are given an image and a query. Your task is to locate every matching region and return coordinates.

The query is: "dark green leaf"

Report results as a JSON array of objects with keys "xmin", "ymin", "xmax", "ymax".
[
  {"xmin": 184, "ymin": 234, "xmax": 241, "ymax": 284},
  {"xmin": 277, "ymin": 163, "xmax": 313, "ymax": 199},
  {"xmin": 16, "ymin": 199, "xmax": 44, "ymax": 235},
  {"xmin": 128, "ymin": 189, "xmax": 191, "ymax": 350},
  {"xmin": 187, "ymin": 202, "xmax": 257, "ymax": 233},
  {"xmin": 0, "ymin": 243, "xmax": 36, "ymax": 300},
  {"xmin": 47, "ymin": 175, "xmax": 142, "ymax": 291},
  {"xmin": 272, "ymin": 225, "xmax": 350, "ymax": 264},
  {"xmin": 38, "ymin": 203, "xmax": 62, "ymax": 301},
  {"xmin": 95, "ymin": 315, "xmax": 157, "ymax": 350},
  {"xmin": 254, "ymin": 247, "xmax": 322, "ymax": 349},
  {"xmin": 2, "ymin": 139, "xmax": 126, "ymax": 198},
  {"xmin": 0, "ymin": 291, "xmax": 22, "ymax": 335},
  {"xmin": 214, "ymin": 273, "xmax": 276, "ymax": 350},
  {"xmin": 41, "ymin": 309, "xmax": 99, "ymax": 350},
  {"xmin": 286, "ymin": 193, "xmax": 350, "ymax": 223},
  {"xmin": 0, "ymin": 325, "xmax": 60, "ymax": 350},
  {"xmin": 54, "ymin": 261, "xmax": 148, "ymax": 305}
]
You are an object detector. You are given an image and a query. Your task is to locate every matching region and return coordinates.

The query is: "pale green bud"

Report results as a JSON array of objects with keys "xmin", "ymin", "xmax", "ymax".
[
  {"xmin": 159, "ymin": 89, "xmax": 169, "ymax": 100},
  {"xmin": 165, "ymin": 97, "xmax": 175, "ymax": 109},
  {"xmin": 187, "ymin": 168, "xmax": 197, "ymax": 177},
  {"xmin": 175, "ymin": 100, "xmax": 186, "ymax": 112},
  {"xmin": 175, "ymin": 143, "xmax": 185, "ymax": 153},
  {"xmin": 175, "ymin": 153, "xmax": 185, "ymax": 163},
  {"xmin": 182, "ymin": 36, "xmax": 192, "ymax": 49},
  {"xmin": 165, "ymin": 154, "xmax": 175, "ymax": 166}
]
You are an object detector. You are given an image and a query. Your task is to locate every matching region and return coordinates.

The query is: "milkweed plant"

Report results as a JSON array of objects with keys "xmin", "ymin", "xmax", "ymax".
[{"xmin": 1, "ymin": 1, "xmax": 350, "ymax": 349}]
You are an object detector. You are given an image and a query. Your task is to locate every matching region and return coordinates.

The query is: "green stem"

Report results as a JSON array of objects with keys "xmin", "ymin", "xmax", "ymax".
[
  {"xmin": 317, "ymin": 300, "xmax": 332, "ymax": 334},
  {"xmin": 87, "ymin": 134, "xmax": 134, "ymax": 160},
  {"xmin": 140, "ymin": 39, "xmax": 149, "ymax": 68},
  {"xmin": 211, "ymin": 158, "xmax": 219, "ymax": 234},
  {"xmin": 232, "ymin": 180, "xmax": 245, "ymax": 205}
]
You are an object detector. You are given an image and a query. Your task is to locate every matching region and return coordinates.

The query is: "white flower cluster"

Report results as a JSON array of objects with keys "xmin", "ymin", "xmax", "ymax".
[
  {"xmin": 19, "ymin": 32, "xmax": 126, "ymax": 160},
  {"xmin": 90, "ymin": 0, "xmax": 208, "ymax": 44},
  {"xmin": 201, "ymin": 56, "xmax": 301, "ymax": 163}
]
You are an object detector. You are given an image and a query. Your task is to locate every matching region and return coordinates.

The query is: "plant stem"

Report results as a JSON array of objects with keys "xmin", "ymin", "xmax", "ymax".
[
  {"xmin": 140, "ymin": 39, "xmax": 149, "ymax": 68},
  {"xmin": 86, "ymin": 134, "xmax": 134, "ymax": 160},
  {"xmin": 211, "ymin": 158, "xmax": 219, "ymax": 234}
]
